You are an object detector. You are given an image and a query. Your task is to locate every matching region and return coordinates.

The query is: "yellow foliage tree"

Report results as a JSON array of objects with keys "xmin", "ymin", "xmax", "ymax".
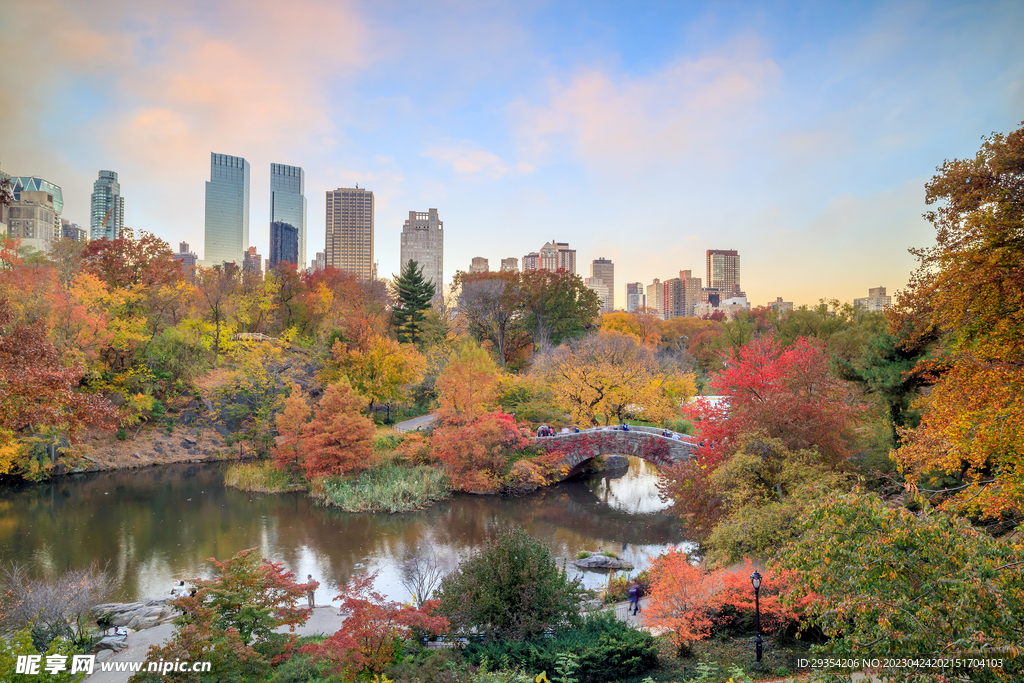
[
  {"xmin": 435, "ymin": 339, "xmax": 503, "ymax": 425},
  {"xmin": 333, "ymin": 334, "xmax": 426, "ymax": 411}
]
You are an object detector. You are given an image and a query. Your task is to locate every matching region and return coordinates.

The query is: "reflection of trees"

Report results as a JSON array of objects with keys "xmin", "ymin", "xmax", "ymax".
[{"xmin": 0, "ymin": 463, "xmax": 687, "ymax": 602}]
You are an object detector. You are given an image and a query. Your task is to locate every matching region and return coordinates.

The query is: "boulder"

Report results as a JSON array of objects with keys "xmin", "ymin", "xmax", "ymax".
[
  {"xmin": 93, "ymin": 598, "xmax": 179, "ymax": 630},
  {"xmin": 95, "ymin": 636, "xmax": 129, "ymax": 652},
  {"xmin": 573, "ymin": 555, "xmax": 634, "ymax": 571},
  {"xmin": 178, "ymin": 409, "xmax": 197, "ymax": 426}
]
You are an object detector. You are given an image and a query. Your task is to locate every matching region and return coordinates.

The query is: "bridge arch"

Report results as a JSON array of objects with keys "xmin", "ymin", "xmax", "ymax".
[{"xmin": 533, "ymin": 427, "xmax": 696, "ymax": 480}]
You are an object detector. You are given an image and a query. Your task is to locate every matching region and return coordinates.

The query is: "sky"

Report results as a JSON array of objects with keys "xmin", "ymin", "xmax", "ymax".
[{"xmin": 1, "ymin": 0, "xmax": 1021, "ymax": 309}]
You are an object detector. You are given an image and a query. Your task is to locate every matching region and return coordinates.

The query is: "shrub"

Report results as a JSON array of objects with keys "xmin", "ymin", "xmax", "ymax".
[
  {"xmin": 642, "ymin": 548, "xmax": 722, "ymax": 656},
  {"xmin": 576, "ymin": 551, "xmax": 591, "ymax": 560},
  {"xmin": 116, "ymin": 427, "xmax": 127, "ymax": 441},
  {"xmin": 463, "ymin": 611, "xmax": 658, "ymax": 682},
  {"xmin": 0, "ymin": 627, "xmax": 85, "ymax": 683},
  {"xmin": 435, "ymin": 527, "xmax": 588, "ymax": 642}
]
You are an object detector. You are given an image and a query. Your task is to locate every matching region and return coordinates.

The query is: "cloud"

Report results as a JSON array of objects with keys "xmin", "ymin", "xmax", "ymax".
[
  {"xmin": 425, "ymin": 141, "xmax": 531, "ymax": 179},
  {"xmin": 513, "ymin": 37, "xmax": 781, "ymax": 169}
]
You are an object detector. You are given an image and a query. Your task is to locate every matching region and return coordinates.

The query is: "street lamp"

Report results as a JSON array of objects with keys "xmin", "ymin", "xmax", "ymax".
[{"xmin": 750, "ymin": 570, "xmax": 763, "ymax": 662}]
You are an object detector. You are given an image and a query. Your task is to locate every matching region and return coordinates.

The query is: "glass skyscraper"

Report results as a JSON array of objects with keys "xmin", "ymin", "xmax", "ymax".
[
  {"xmin": 270, "ymin": 164, "xmax": 307, "ymax": 269},
  {"xmin": 270, "ymin": 221, "xmax": 299, "ymax": 268},
  {"xmin": 204, "ymin": 153, "xmax": 250, "ymax": 266},
  {"xmin": 90, "ymin": 171, "xmax": 123, "ymax": 240}
]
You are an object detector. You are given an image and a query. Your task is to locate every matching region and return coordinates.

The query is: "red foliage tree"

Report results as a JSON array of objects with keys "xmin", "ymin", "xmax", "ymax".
[
  {"xmin": 717, "ymin": 559, "xmax": 815, "ymax": 634},
  {"xmin": 81, "ymin": 228, "xmax": 181, "ymax": 291},
  {"xmin": 688, "ymin": 336, "xmax": 862, "ymax": 467},
  {"xmin": 0, "ymin": 297, "xmax": 117, "ymax": 439},
  {"xmin": 430, "ymin": 412, "xmax": 532, "ymax": 492},
  {"xmin": 301, "ymin": 571, "xmax": 448, "ymax": 677},
  {"xmin": 273, "ymin": 381, "xmax": 375, "ymax": 478}
]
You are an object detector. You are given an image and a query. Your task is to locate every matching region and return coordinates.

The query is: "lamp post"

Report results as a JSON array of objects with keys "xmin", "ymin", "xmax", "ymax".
[{"xmin": 750, "ymin": 570, "xmax": 763, "ymax": 662}]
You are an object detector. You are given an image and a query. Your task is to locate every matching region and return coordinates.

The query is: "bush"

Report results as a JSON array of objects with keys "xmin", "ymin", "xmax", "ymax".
[
  {"xmin": 311, "ymin": 465, "xmax": 451, "ymax": 513},
  {"xmin": 576, "ymin": 551, "xmax": 591, "ymax": 560},
  {"xmin": 116, "ymin": 427, "xmax": 127, "ymax": 441},
  {"xmin": 463, "ymin": 611, "xmax": 658, "ymax": 682},
  {"xmin": 435, "ymin": 527, "xmax": 588, "ymax": 642}
]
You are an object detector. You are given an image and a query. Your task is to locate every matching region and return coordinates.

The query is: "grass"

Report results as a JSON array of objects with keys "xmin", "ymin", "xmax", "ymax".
[
  {"xmin": 310, "ymin": 464, "xmax": 451, "ymax": 513},
  {"xmin": 224, "ymin": 461, "xmax": 307, "ymax": 493},
  {"xmin": 577, "ymin": 551, "xmax": 592, "ymax": 559}
]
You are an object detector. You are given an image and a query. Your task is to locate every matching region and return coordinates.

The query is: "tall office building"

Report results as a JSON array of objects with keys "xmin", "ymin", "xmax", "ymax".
[
  {"xmin": 590, "ymin": 258, "xmax": 614, "ymax": 313},
  {"xmin": 854, "ymin": 286, "xmax": 892, "ymax": 311},
  {"xmin": 556, "ymin": 242, "xmax": 576, "ymax": 274},
  {"xmin": 11, "ymin": 176, "xmax": 62, "ymax": 242},
  {"xmin": 470, "ymin": 257, "xmax": 489, "ymax": 273},
  {"xmin": 522, "ymin": 252, "xmax": 540, "ymax": 271},
  {"xmin": 663, "ymin": 270, "xmax": 702, "ymax": 319},
  {"xmin": 61, "ymin": 218, "xmax": 87, "ymax": 242},
  {"xmin": 584, "ymin": 277, "xmax": 610, "ymax": 313},
  {"xmin": 90, "ymin": 171, "xmax": 124, "ymax": 241},
  {"xmin": 399, "ymin": 209, "xmax": 443, "ymax": 295},
  {"xmin": 204, "ymin": 153, "xmax": 250, "ymax": 265},
  {"xmin": 6, "ymin": 185, "xmax": 58, "ymax": 253},
  {"xmin": 535, "ymin": 240, "xmax": 576, "ymax": 273},
  {"xmin": 325, "ymin": 187, "xmax": 374, "ymax": 279},
  {"xmin": 270, "ymin": 164, "xmax": 307, "ymax": 269},
  {"xmin": 500, "ymin": 257, "xmax": 519, "ymax": 272},
  {"xmin": 243, "ymin": 247, "xmax": 263, "ymax": 278},
  {"xmin": 270, "ymin": 221, "xmax": 299, "ymax": 268},
  {"xmin": 646, "ymin": 279, "xmax": 663, "ymax": 318},
  {"xmin": 706, "ymin": 249, "xmax": 742, "ymax": 302},
  {"xmin": 626, "ymin": 282, "xmax": 645, "ymax": 313}
]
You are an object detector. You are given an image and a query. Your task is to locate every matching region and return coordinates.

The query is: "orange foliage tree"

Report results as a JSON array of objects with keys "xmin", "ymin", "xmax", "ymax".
[
  {"xmin": 717, "ymin": 559, "xmax": 814, "ymax": 635},
  {"xmin": 301, "ymin": 572, "xmax": 448, "ymax": 677},
  {"xmin": 272, "ymin": 382, "xmax": 375, "ymax": 478},
  {"xmin": 430, "ymin": 412, "xmax": 532, "ymax": 492},
  {"xmin": 435, "ymin": 339, "xmax": 502, "ymax": 426},
  {"xmin": 643, "ymin": 547, "xmax": 722, "ymax": 655}
]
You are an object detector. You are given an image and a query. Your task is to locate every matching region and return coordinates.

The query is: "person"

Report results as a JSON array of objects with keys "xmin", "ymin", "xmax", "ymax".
[
  {"xmin": 170, "ymin": 580, "xmax": 188, "ymax": 596},
  {"xmin": 574, "ymin": 427, "xmax": 580, "ymax": 433},
  {"xmin": 672, "ymin": 433, "xmax": 682, "ymax": 441},
  {"xmin": 305, "ymin": 574, "xmax": 320, "ymax": 608},
  {"xmin": 622, "ymin": 423, "xmax": 629, "ymax": 432},
  {"xmin": 662, "ymin": 430, "xmax": 671, "ymax": 438},
  {"xmin": 627, "ymin": 580, "xmax": 641, "ymax": 615}
]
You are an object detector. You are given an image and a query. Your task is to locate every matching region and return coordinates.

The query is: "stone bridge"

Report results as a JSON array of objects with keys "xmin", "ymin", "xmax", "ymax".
[{"xmin": 533, "ymin": 426, "xmax": 697, "ymax": 480}]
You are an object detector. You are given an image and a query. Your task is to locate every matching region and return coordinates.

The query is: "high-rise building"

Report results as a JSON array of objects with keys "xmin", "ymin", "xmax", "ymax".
[
  {"xmin": 535, "ymin": 240, "xmax": 575, "ymax": 273},
  {"xmin": 555, "ymin": 242, "xmax": 576, "ymax": 273},
  {"xmin": 11, "ymin": 176, "xmax": 62, "ymax": 242},
  {"xmin": 769, "ymin": 296, "xmax": 794, "ymax": 313},
  {"xmin": 325, "ymin": 187, "xmax": 374, "ymax": 279},
  {"xmin": 90, "ymin": 171, "xmax": 124, "ymax": 241},
  {"xmin": 173, "ymin": 242, "xmax": 198, "ymax": 274},
  {"xmin": 6, "ymin": 186, "xmax": 57, "ymax": 253},
  {"xmin": 204, "ymin": 153, "xmax": 250, "ymax": 265},
  {"xmin": 854, "ymin": 286, "xmax": 892, "ymax": 311},
  {"xmin": 584, "ymin": 277, "xmax": 610, "ymax": 313},
  {"xmin": 591, "ymin": 258, "xmax": 614, "ymax": 313},
  {"xmin": 243, "ymin": 246, "xmax": 263, "ymax": 278},
  {"xmin": 470, "ymin": 257, "xmax": 489, "ymax": 273},
  {"xmin": 663, "ymin": 270, "xmax": 702, "ymax": 319},
  {"xmin": 706, "ymin": 249, "xmax": 742, "ymax": 301},
  {"xmin": 313, "ymin": 251, "xmax": 326, "ymax": 272},
  {"xmin": 522, "ymin": 252, "xmax": 540, "ymax": 271},
  {"xmin": 646, "ymin": 279, "xmax": 663, "ymax": 318},
  {"xmin": 270, "ymin": 221, "xmax": 299, "ymax": 268},
  {"xmin": 626, "ymin": 282, "xmax": 645, "ymax": 313},
  {"xmin": 399, "ymin": 209, "xmax": 443, "ymax": 295},
  {"xmin": 500, "ymin": 257, "xmax": 519, "ymax": 272},
  {"xmin": 270, "ymin": 164, "xmax": 307, "ymax": 270},
  {"xmin": 61, "ymin": 218, "xmax": 87, "ymax": 242}
]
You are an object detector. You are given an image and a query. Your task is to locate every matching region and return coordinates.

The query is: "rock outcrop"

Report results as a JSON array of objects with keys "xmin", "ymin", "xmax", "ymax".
[
  {"xmin": 92, "ymin": 598, "xmax": 180, "ymax": 631},
  {"xmin": 573, "ymin": 554, "xmax": 634, "ymax": 571}
]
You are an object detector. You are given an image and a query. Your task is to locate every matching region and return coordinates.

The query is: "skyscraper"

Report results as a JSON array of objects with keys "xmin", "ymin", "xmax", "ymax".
[
  {"xmin": 663, "ymin": 270, "xmax": 702, "ymax": 319},
  {"xmin": 556, "ymin": 242, "xmax": 576, "ymax": 274},
  {"xmin": 500, "ymin": 257, "xmax": 519, "ymax": 272},
  {"xmin": 11, "ymin": 176, "xmax": 63, "ymax": 242},
  {"xmin": 243, "ymin": 246, "xmax": 263, "ymax": 278},
  {"xmin": 90, "ymin": 171, "xmax": 123, "ymax": 241},
  {"xmin": 591, "ymin": 258, "xmax": 614, "ymax": 313},
  {"xmin": 204, "ymin": 153, "xmax": 250, "ymax": 265},
  {"xmin": 626, "ymin": 282, "xmax": 645, "ymax": 313},
  {"xmin": 584, "ymin": 277, "xmax": 610, "ymax": 313},
  {"xmin": 706, "ymin": 249, "xmax": 742, "ymax": 302},
  {"xmin": 646, "ymin": 279, "xmax": 663, "ymax": 318},
  {"xmin": 470, "ymin": 257, "xmax": 489, "ymax": 273},
  {"xmin": 270, "ymin": 164, "xmax": 307, "ymax": 269},
  {"xmin": 270, "ymin": 221, "xmax": 299, "ymax": 268},
  {"xmin": 399, "ymin": 209, "xmax": 443, "ymax": 295},
  {"xmin": 325, "ymin": 187, "xmax": 374, "ymax": 279},
  {"xmin": 522, "ymin": 252, "xmax": 540, "ymax": 271}
]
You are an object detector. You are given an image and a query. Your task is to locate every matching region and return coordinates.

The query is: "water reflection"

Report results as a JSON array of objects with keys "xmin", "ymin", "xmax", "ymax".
[{"xmin": 0, "ymin": 459, "xmax": 689, "ymax": 603}]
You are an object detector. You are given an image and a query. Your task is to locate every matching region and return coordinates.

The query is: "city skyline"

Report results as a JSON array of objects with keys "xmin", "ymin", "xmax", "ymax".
[{"xmin": 1, "ymin": 1, "xmax": 1021, "ymax": 306}]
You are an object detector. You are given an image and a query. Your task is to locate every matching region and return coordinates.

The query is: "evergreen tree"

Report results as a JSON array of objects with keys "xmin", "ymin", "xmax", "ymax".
[{"xmin": 391, "ymin": 260, "xmax": 435, "ymax": 344}]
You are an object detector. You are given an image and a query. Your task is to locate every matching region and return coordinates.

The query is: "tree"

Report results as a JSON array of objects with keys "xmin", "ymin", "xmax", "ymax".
[
  {"xmin": 688, "ymin": 336, "xmax": 863, "ymax": 467},
  {"xmin": 778, "ymin": 491, "xmax": 1024, "ymax": 682},
  {"xmin": 301, "ymin": 572, "xmax": 447, "ymax": 677},
  {"xmin": 332, "ymin": 334, "xmax": 425, "ymax": 412},
  {"xmin": 391, "ymin": 259, "xmax": 435, "ymax": 345},
  {"xmin": 435, "ymin": 527, "xmax": 587, "ymax": 641},
  {"xmin": 643, "ymin": 548, "xmax": 722, "ymax": 655},
  {"xmin": 455, "ymin": 270, "xmax": 530, "ymax": 367},
  {"xmin": 519, "ymin": 269, "xmax": 601, "ymax": 350},
  {"xmin": 537, "ymin": 330, "xmax": 693, "ymax": 427},
  {"xmin": 195, "ymin": 265, "xmax": 238, "ymax": 360},
  {"xmin": 435, "ymin": 338, "xmax": 503, "ymax": 425},
  {"xmin": 133, "ymin": 548, "xmax": 312, "ymax": 683},
  {"xmin": 891, "ymin": 121, "xmax": 1024, "ymax": 518},
  {"xmin": 430, "ymin": 412, "xmax": 532, "ymax": 492},
  {"xmin": 273, "ymin": 381, "xmax": 376, "ymax": 478},
  {"xmin": 81, "ymin": 228, "xmax": 181, "ymax": 291}
]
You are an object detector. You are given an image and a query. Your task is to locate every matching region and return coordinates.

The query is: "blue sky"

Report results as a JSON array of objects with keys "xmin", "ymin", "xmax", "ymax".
[{"xmin": 1, "ymin": 0, "xmax": 1021, "ymax": 307}]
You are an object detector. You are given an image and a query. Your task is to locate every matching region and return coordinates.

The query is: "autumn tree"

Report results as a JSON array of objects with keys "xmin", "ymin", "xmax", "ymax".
[
  {"xmin": 643, "ymin": 548, "xmax": 722, "ymax": 655},
  {"xmin": 890, "ymin": 121, "xmax": 1024, "ymax": 518},
  {"xmin": 688, "ymin": 336, "xmax": 863, "ymax": 467},
  {"xmin": 273, "ymin": 381, "xmax": 375, "ymax": 478},
  {"xmin": 391, "ymin": 259, "xmax": 435, "ymax": 345},
  {"xmin": 455, "ymin": 270, "xmax": 529, "ymax": 367},
  {"xmin": 301, "ymin": 572, "xmax": 447, "ymax": 677},
  {"xmin": 430, "ymin": 412, "xmax": 532, "ymax": 492},
  {"xmin": 81, "ymin": 228, "xmax": 181, "ymax": 292},
  {"xmin": 779, "ymin": 491, "xmax": 1024, "ymax": 682},
  {"xmin": 331, "ymin": 333, "xmax": 425, "ymax": 412},
  {"xmin": 195, "ymin": 265, "xmax": 239, "ymax": 359},
  {"xmin": 435, "ymin": 338, "xmax": 503, "ymax": 425},
  {"xmin": 537, "ymin": 330, "xmax": 694, "ymax": 427}
]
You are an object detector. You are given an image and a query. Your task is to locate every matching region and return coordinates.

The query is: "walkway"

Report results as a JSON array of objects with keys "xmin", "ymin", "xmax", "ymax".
[{"xmin": 394, "ymin": 413, "xmax": 437, "ymax": 433}]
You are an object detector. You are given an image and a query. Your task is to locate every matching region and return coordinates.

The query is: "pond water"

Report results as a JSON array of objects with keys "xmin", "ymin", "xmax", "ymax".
[{"xmin": 0, "ymin": 458, "xmax": 691, "ymax": 604}]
